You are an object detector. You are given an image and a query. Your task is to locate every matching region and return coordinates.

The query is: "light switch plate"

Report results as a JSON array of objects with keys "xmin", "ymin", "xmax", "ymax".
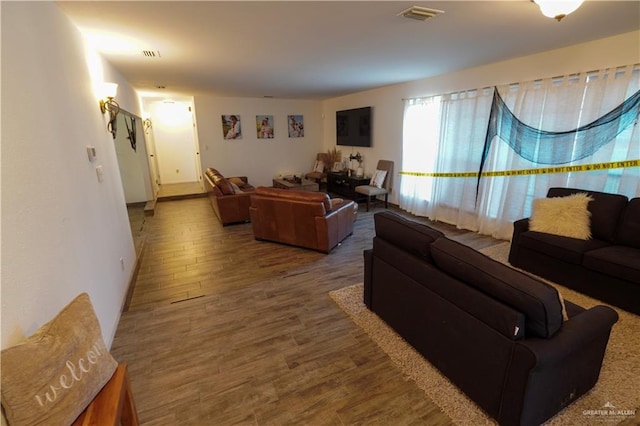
[{"xmin": 87, "ymin": 146, "xmax": 97, "ymax": 162}]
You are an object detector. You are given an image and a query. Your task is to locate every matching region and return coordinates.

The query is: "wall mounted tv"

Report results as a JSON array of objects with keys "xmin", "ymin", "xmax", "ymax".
[{"xmin": 336, "ymin": 106, "xmax": 372, "ymax": 147}]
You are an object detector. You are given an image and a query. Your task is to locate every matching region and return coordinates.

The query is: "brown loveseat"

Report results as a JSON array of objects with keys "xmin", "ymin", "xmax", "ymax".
[
  {"xmin": 249, "ymin": 186, "xmax": 358, "ymax": 253},
  {"xmin": 204, "ymin": 168, "xmax": 256, "ymax": 226}
]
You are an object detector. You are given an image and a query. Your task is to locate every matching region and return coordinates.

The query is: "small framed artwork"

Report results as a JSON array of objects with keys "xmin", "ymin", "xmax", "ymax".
[
  {"xmin": 288, "ymin": 115, "xmax": 304, "ymax": 138},
  {"xmin": 222, "ymin": 115, "xmax": 242, "ymax": 140},
  {"xmin": 256, "ymin": 115, "xmax": 274, "ymax": 139},
  {"xmin": 332, "ymin": 161, "xmax": 342, "ymax": 172}
]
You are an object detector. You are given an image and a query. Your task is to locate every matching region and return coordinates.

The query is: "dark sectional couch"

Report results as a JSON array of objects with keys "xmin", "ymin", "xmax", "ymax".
[
  {"xmin": 364, "ymin": 211, "xmax": 618, "ymax": 426},
  {"xmin": 509, "ymin": 187, "xmax": 640, "ymax": 315}
]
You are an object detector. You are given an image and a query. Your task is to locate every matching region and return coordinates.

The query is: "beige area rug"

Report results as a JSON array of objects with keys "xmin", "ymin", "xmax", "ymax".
[{"xmin": 329, "ymin": 242, "xmax": 639, "ymax": 426}]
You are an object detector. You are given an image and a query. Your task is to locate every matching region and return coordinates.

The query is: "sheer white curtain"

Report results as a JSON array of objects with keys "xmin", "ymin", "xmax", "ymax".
[
  {"xmin": 399, "ymin": 97, "xmax": 440, "ymax": 217},
  {"xmin": 401, "ymin": 64, "xmax": 640, "ymax": 241},
  {"xmin": 425, "ymin": 89, "xmax": 493, "ymax": 232}
]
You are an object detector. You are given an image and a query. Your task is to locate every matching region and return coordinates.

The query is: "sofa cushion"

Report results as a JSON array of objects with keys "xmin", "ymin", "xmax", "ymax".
[
  {"xmin": 519, "ymin": 231, "xmax": 610, "ymax": 265},
  {"xmin": 374, "ymin": 212, "xmax": 444, "ymax": 262},
  {"xmin": 214, "ymin": 177, "xmax": 235, "ymax": 195},
  {"xmin": 547, "ymin": 187, "xmax": 628, "ymax": 242},
  {"xmin": 583, "ymin": 245, "xmax": 640, "ymax": 285},
  {"xmin": 430, "ymin": 238, "xmax": 565, "ymax": 338},
  {"xmin": 228, "ymin": 177, "xmax": 246, "ymax": 188},
  {"xmin": 373, "ymin": 237, "xmax": 526, "ymax": 340},
  {"xmin": 530, "ymin": 193, "xmax": 592, "ymax": 240},
  {"xmin": 0, "ymin": 293, "xmax": 118, "ymax": 426},
  {"xmin": 616, "ymin": 198, "xmax": 640, "ymax": 248},
  {"xmin": 254, "ymin": 186, "xmax": 332, "ymax": 212},
  {"xmin": 229, "ymin": 182, "xmax": 244, "ymax": 193}
]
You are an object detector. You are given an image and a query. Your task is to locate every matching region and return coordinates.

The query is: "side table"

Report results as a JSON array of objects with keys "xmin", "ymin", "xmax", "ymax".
[{"xmin": 327, "ymin": 173, "xmax": 370, "ymax": 202}]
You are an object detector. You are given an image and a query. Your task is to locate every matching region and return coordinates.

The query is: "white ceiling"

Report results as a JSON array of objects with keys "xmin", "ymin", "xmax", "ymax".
[{"xmin": 57, "ymin": 1, "xmax": 640, "ymax": 100}]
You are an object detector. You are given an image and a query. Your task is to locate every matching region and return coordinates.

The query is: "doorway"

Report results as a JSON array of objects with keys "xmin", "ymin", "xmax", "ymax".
[{"xmin": 145, "ymin": 99, "xmax": 203, "ymax": 197}]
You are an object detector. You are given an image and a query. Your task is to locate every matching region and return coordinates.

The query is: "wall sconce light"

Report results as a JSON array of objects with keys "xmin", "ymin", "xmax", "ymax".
[
  {"xmin": 533, "ymin": 0, "xmax": 584, "ymax": 21},
  {"xmin": 98, "ymin": 82, "xmax": 120, "ymax": 139}
]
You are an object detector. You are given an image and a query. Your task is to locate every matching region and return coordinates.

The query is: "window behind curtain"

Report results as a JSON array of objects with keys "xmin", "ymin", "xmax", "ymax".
[{"xmin": 401, "ymin": 65, "xmax": 639, "ymax": 240}]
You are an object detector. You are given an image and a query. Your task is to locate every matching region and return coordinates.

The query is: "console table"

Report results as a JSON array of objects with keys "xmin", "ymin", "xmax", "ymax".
[{"xmin": 327, "ymin": 173, "xmax": 369, "ymax": 202}]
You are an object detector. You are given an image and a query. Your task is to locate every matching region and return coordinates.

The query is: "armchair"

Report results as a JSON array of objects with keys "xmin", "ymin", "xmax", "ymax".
[
  {"xmin": 305, "ymin": 153, "xmax": 328, "ymax": 184},
  {"xmin": 354, "ymin": 160, "xmax": 394, "ymax": 211}
]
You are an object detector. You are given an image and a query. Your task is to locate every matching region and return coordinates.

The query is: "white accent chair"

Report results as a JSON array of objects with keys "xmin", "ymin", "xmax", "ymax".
[{"xmin": 354, "ymin": 160, "xmax": 394, "ymax": 212}]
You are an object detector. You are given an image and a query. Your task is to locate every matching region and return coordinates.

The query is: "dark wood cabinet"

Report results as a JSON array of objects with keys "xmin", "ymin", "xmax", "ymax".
[{"xmin": 327, "ymin": 173, "xmax": 370, "ymax": 202}]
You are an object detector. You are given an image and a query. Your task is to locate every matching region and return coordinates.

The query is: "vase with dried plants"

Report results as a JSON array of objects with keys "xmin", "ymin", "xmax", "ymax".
[{"xmin": 323, "ymin": 147, "xmax": 342, "ymax": 170}]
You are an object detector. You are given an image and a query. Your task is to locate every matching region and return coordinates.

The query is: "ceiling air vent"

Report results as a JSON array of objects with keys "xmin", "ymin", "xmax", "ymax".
[
  {"xmin": 397, "ymin": 6, "xmax": 444, "ymax": 21},
  {"xmin": 142, "ymin": 50, "xmax": 161, "ymax": 58}
]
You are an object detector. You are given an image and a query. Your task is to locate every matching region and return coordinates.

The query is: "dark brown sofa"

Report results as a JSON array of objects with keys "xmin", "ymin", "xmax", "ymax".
[
  {"xmin": 364, "ymin": 211, "xmax": 618, "ymax": 426},
  {"xmin": 249, "ymin": 186, "xmax": 357, "ymax": 253},
  {"xmin": 204, "ymin": 167, "xmax": 256, "ymax": 226},
  {"xmin": 509, "ymin": 187, "xmax": 640, "ymax": 315}
]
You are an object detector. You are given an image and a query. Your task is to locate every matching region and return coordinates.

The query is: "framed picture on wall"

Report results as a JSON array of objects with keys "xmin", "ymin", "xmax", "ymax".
[
  {"xmin": 256, "ymin": 115, "xmax": 274, "ymax": 139},
  {"xmin": 222, "ymin": 115, "xmax": 242, "ymax": 140},
  {"xmin": 288, "ymin": 115, "xmax": 304, "ymax": 138}
]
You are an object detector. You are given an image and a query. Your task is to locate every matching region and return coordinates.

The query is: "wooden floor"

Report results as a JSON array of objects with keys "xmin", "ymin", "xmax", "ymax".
[
  {"xmin": 111, "ymin": 197, "xmax": 505, "ymax": 425},
  {"xmin": 158, "ymin": 182, "xmax": 205, "ymax": 200}
]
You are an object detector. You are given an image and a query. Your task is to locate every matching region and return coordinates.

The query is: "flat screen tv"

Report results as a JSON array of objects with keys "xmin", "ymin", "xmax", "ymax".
[{"xmin": 336, "ymin": 107, "xmax": 372, "ymax": 147}]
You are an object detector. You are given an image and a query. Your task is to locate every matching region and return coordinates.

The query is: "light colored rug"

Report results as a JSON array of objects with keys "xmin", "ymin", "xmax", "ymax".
[{"xmin": 329, "ymin": 242, "xmax": 639, "ymax": 426}]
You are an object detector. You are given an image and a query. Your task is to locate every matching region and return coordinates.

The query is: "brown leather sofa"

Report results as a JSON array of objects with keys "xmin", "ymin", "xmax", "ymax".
[
  {"xmin": 204, "ymin": 168, "xmax": 256, "ymax": 226},
  {"xmin": 249, "ymin": 186, "xmax": 357, "ymax": 253}
]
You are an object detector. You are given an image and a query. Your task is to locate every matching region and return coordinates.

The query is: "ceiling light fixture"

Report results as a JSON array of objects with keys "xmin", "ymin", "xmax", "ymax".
[
  {"xmin": 397, "ymin": 6, "xmax": 444, "ymax": 21},
  {"xmin": 533, "ymin": 0, "xmax": 584, "ymax": 21}
]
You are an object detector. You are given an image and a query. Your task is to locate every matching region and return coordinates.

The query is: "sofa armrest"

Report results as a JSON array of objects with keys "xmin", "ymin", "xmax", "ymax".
[
  {"xmin": 315, "ymin": 200, "xmax": 356, "ymax": 252},
  {"xmin": 500, "ymin": 305, "xmax": 618, "ymax": 425},
  {"xmin": 520, "ymin": 305, "xmax": 618, "ymax": 364},
  {"xmin": 363, "ymin": 249, "xmax": 373, "ymax": 308},
  {"xmin": 508, "ymin": 217, "xmax": 530, "ymax": 264},
  {"xmin": 212, "ymin": 192, "xmax": 252, "ymax": 225},
  {"xmin": 513, "ymin": 217, "xmax": 530, "ymax": 234}
]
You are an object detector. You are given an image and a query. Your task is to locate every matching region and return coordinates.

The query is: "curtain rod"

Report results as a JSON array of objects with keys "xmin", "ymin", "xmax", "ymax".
[{"xmin": 402, "ymin": 63, "xmax": 640, "ymax": 102}]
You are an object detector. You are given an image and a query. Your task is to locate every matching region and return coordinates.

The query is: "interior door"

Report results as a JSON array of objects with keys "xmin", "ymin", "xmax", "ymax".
[{"xmin": 149, "ymin": 100, "xmax": 199, "ymax": 184}]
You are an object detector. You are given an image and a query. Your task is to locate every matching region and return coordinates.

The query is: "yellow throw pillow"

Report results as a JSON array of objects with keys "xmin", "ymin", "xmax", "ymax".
[
  {"xmin": 1, "ymin": 293, "xmax": 118, "ymax": 426},
  {"xmin": 530, "ymin": 193, "xmax": 593, "ymax": 240}
]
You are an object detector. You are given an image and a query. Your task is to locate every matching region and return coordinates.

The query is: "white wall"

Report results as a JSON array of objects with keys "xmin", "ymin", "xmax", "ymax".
[
  {"xmin": 321, "ymin": 31, "xmax": 640, "ymax": 206},
  {"xmin": 1, "ymin": 2, "xmax": 138, "ymax": 349},
  {"xmin": 194, "ymin": 96, "xmax": 323, "ymax": 186}
]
